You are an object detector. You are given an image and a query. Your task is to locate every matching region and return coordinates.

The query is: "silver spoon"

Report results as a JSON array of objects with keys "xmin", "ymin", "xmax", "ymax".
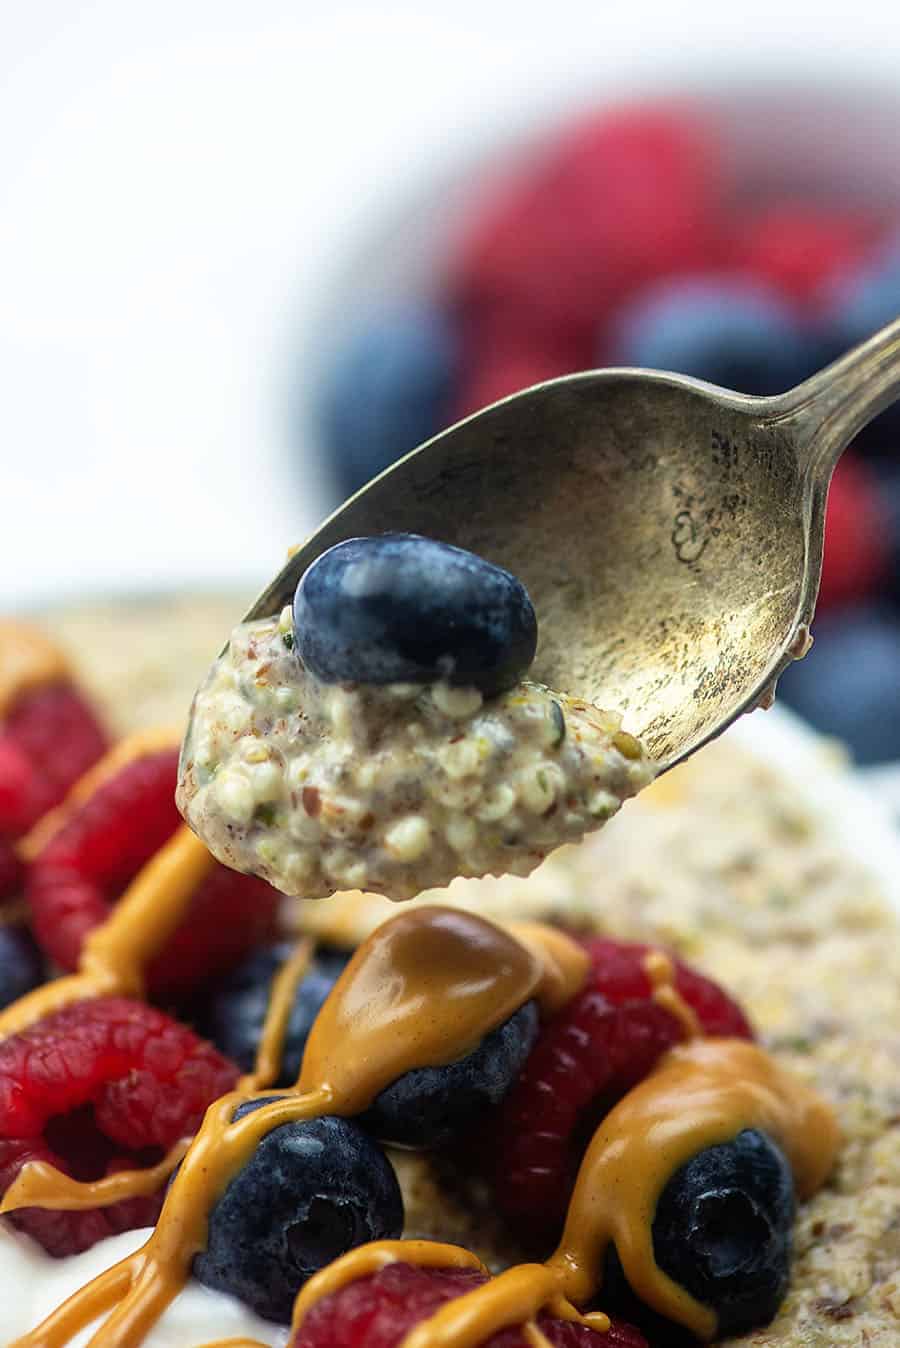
[{"xmin": 245, "ymin": 318, "xmax": 900, "ymax": 774}]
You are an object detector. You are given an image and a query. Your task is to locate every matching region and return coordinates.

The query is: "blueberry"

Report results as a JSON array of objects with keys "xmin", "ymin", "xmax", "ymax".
[
  {"xmin": 194, "ymin": 1101, "xmax": 403, "ymax": 1323},
  {"xmin": 651, "ymin": 1129, "xmax": 794, "ymax": 1337},
  {"xmin": 316, "ymin": 302, "xmax": 458, "ymax": 501},
  {"xmin": 614, "ymin": 277, "xmax": 824, "ymax": 395},
  {"xmin": 819, "ymin": 232, "xmax": 900, "ymax": 453},
  {"xmin": 293, "ymin": 534, "xmax": 538, "ymax": 695},
  {"xmin": 0, "ymin": 925, "xmax": 44, "ymax": 1009},
  {"xmin": 362, "ymin": 1000, "xmax": 538, "ymax": 1148},
  {"xmin": 201, "ymin": 943, "xmax": 350, "ymax": 1086},
  {"xmin": 778, "ymin": 605, "xmax": 900, "ymax": 763}
]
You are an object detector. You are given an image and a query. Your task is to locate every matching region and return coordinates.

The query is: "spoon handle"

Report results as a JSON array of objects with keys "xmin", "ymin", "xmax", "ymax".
[{"xmin": 773, "ymin": 316, "xmax": 900, "ymax": 480}]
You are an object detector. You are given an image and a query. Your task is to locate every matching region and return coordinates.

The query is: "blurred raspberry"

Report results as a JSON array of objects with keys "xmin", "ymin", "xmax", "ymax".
[
  {"xmin": 730, "ymin": 204, "xmax": 881, "ymax": 304},
  {"xmin": 819, "ymin": 456, "xmax": 889, "ymax": 610},
  {"xmin": 27, "ymin": 748, "xmax": 281, "ymax": 997},
  {"xmin": 454, "ymin": 104, "xmax": 723, "ymax": 338},
  {"xmin": 1, "ymin": 683, "xmax": 107, "ymax": 835}
]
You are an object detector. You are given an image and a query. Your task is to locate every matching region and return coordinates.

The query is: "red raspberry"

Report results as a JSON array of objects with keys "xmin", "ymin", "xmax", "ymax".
[
  {"xmin": 454, "ymin": 104, "xmax": 722, "ymax": 338},
  {"xmin": 452, "ymin": 308, "xmax": 590, "ymax": 420},
  {"xmin": 292, "ymin": 1262, "xmax": 648, "ymax": 1348},
  {"xmin": 26, "ymin": 749, "xmax": 281, "ymax": 997},
  {"xmin": 0, "ymin": 683, "xmax": 107, "ymax": 837},
  {"xmin": 0, "ymin": 996, "xmax": 238, "ymax": 1255},
  {"xmin": 819, "ymin": 456, "xmax": 889, "ymax": 610},
  {"xmin": 730, "ymin": 203, "xmax": 881, "ymax": 305},
  {"xmin": 490, "ymin": 937, "xmax": 754, "ymax": 1238},
  {"xmin": 0, "ymin": 836, "xmax": 24, "ymax": 902}
]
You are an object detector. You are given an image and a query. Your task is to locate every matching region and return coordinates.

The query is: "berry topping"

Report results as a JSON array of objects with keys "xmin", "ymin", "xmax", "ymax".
[
  {"xmin": 202, "ymin": 942, "xmax": 351, "ymax": 1084},
  {"xmin": 490, "ymin": 938, "xmax": 754, "ymax": 1237},
  {"xmin": 26, "ymin": 747, "xmax": 280, "ymax": 995},
  {"xmin": 454, "ymin": 104, "xmax": 720, "ymax": 337},
  {"xmin": 818, "ymin": 457, "xmax": 888, "ymax": 611},
  {"xmin": 0, "ymin": 835, "xmax": 25, "ymax": 903},
  {"xmin": 0, "ymin": 683, "xmax": 107, "ymax": 837},
  {"xmin": 730, "ymin": 203, "xmax": 879, "ymax": 303},
  {"xmin": 0, "ymin": 924, "xmax": 44, "ymax": 1010},
  {"xmin": 362, "ymin": 1000, "xmax": 539, "ymax": 1148},
  {"xmin": 613, "ymin": 276, "xmax": 822, "ymax": 395},
  {"xmin": 194, "ymin": 1102, "xmax": 404, "ymax": 1324},
  {"xmin": 651, "ymin": 1128, "xmax": 794, "ymax": 1337},
  {"xmin": 317, "ymin": 302, "xmax": 458, "ymax": 500},
  {"xmin": 291, "ymin": 1261, "xmax": 649, "ymax": 1348},
  {"xmin": 293, "ymin": 534, "xmax": 538, "ymax": 696},
  {"xmin": 0, "ymin": 996, "xmax": 238, "ymax": 1255}
]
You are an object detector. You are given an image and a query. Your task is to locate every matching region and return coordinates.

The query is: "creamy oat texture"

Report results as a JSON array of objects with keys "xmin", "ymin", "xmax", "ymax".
[
  {"xmin": 176, "ymin": 609, "xmax": 654, "ymax": 900},
  {"xmin": 16, "ymin": 597, "xmax": 900, "ymax": 1346}
]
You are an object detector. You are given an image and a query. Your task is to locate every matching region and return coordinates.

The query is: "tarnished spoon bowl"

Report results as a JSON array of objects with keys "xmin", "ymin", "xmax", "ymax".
[{"xmin": 245, "ymin": 318, "xmax": 900, "ymax": 772}]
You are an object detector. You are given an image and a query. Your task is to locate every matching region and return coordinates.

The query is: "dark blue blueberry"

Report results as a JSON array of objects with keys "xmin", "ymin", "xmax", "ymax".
[
  {"xmin": 614, "ymin": 277, "xmax": 824, "ymax": 396},
  {"xmin": 778, "ymin": 604, "xmax": 900, "ymax": 764},
  {"xmin": 193, "ymin": 1103, "xmax": 403, "ymax": 1323},
  {"xmin": 293, "ymin": 534, "xmax": 538, "ymax": 696},
  {"xmin": 818, "ymin": 232, "xmax": 900, "ymax": 453},
  {"xmin": 316, "ymin": 301, "xmax": 458, "ymax": 501},
  {"xmin": 0, "ymin": 925, "xmax": 45, "ymax": 1009},
  {"xmin": 201, "ymin": 943, "xmax": 350, "ymax": 1086},
  {"xmin": 361, "ymin": 1000, "xmax": 538, "ymax": 1148},
  {"xmin": 651, "ymin": 1129, "xmax": 794, "ymax": 1338}
]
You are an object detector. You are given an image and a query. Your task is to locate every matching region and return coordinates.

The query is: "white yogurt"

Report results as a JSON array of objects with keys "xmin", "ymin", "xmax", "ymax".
[{"xmin": 0, "ymin": 1225, "xmax": 287, "ymax": 1347}]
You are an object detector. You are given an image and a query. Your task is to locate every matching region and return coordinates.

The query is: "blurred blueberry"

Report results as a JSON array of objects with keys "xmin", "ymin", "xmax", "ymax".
[
  {"xmin": 819, "ymin": 231, "xmax": 900, "ymax": 453},
  {"xmin": 316, "ymin": 301, "xmax": 459, "ymax": 500},
  {"xmin": 0, "ymin": 924, "xmax": 44, "ymax": 1009},
  {"xmin": 874, "ymin": 464, "xmax": 900, "ymax": 604},
  {"xmin": 778, "ymin": 605, "xmax": 900, "ymax": 763},
  {"xmin": 614, "ymin": 277, "xmax": 824, "ymax": 396}
]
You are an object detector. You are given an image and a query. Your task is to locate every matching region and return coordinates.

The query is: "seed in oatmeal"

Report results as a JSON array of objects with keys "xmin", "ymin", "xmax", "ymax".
[
  {"xmin": 177, "ymin": 611, "xmax": 654, "ymax": 900},
  {"xmin": 292, "ymin": 533, "xmax": 538, "ymax": 695}
]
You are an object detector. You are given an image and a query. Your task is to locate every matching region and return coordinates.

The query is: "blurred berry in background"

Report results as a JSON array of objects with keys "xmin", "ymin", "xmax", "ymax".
[{"xmin": 313, "ymin": 101, "xmax": 900, "ymax": 763}]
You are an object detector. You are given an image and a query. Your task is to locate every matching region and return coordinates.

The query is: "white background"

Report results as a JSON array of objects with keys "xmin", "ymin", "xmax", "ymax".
[{"xmin": 3, "ymin": 1, "xmax": 900, "ymax": 609}]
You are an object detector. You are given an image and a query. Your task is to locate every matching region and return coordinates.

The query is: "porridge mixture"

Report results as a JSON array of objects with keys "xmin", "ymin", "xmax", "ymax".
[
  {"xmin": 177, "ymin": 607, "xmax": 653, "ymax": 900},
  {"xmin": 37, "ymin": 594, "xmax": 900, "ymax": 1348}
]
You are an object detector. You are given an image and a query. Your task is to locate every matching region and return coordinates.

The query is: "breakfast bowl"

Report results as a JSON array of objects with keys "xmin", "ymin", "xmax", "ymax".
[{"xmin": 3, "ymin": 79, "xmax": 900, "ymax": 1348}]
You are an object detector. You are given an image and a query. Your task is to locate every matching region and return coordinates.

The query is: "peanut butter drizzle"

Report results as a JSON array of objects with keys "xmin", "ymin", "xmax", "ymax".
[
  {"xmin": 20, "ymin": 728, "xmax": 179, "ymax": 862},
  {"xmin": 0, "ymin": 1139, "xmax": 191, "ymax": 1216},
  {"xmin": 290, "ymin": 1241, "xmax": 487, "ymax": 1332},
  {"xmin": 15, "ymin": 909, "xmax": 581, "ymax": 1348},
  {"xmin": 643, "ymin": 950, "xmax": 702, "ymax": 1040},
  {"xmin": 0, "ymin": 621, "xmax": 70, "ymax": 718},
  {"xmin": 0, "ymin": 826, "xmax": 214, "ymax": 1039},
  {"xmin": 240, "ymin": 938, "xmax": 315, "ymax": 1091},
  {"xmin": 546, "ymin": 1037, "xmax": 840, "ymax": 1341}
]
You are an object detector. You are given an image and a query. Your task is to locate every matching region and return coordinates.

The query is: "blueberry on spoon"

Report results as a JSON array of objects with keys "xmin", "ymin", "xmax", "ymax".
[{"xmin": 292, "ymin": 534, "xmax": 537, "ymax": 696}]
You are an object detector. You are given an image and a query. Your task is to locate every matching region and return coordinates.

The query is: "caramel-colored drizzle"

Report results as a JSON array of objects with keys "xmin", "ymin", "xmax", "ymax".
[
  {"xmin": 643, "ymin": 950, "xmax": 702, "ymax": 1040},
  {"xmin": 19, "ymin": 729, "xmax": 179, "ymax": 862},
  {"xmin": 14, "ymin": 908, "xmax": 583, "ymax": 1348},
  {"xmin": 0, "ymin": 825, "xmax": 214, "ymax": 1039},
  {"xmin": 0, "ymin": 621, "xmax": 70, "ymax": 719},
  {"xmin": 0, "ymin": 1140, "xmax": 191, "ymax": 1217}
]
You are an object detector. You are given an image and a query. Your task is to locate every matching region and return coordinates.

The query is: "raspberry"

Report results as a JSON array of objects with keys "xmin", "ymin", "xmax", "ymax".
[
  {"xmin": 818, "ymin": 456, "xmax": 889, "ymax": 610},
  {"xmin": 452, "ymin": 308, "xmax": 590, "ymax": 420},
  {"xmin": 454, "ymin": 104, "xmax": 722, "ymax": 338},
  {"xmin": 730, "ymin": 203, "xmax": 881, "ymax": 305},
  {"xmin": 26, "ymin": 749, "xmax": 281, "ymax": 997},
  {"xmin": 0, "ymin": 836, "xmax": 23, "ymax": 902},
  {"xmin": 0, "ymin": 683, "xmax": 107, "ymax": 836},
  {"xmin": 490, "ymin": 937, "xmax": 754, "ymax": 1238},
  {"xmin": 292, "ymin": 1262, "xmax": 648, "ymax": 1348},
  {"xmin": 0, "ymin": 996, "xmax": 238, "ymax": 1254}
]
